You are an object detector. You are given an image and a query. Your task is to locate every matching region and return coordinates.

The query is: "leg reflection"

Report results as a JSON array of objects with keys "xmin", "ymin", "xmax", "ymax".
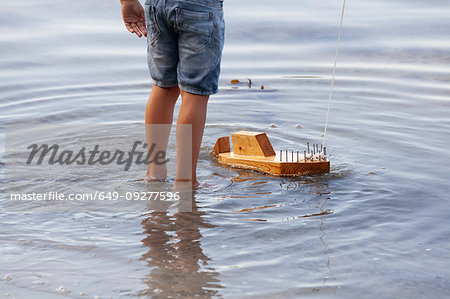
[{"xmin": 139, "ymin": 194, "xmax": 223, "ymax": 297}]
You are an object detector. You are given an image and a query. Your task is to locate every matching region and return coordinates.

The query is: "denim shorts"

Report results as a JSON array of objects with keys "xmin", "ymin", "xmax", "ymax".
[{"xmin": 144, "ymin": 0, "xmax": 225, "ymax": 95}]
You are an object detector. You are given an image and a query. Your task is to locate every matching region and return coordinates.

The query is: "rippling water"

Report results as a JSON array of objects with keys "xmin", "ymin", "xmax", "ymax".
[{"xmin": 1, "ymin": 0, "xmax": 450, "ymax": 297}]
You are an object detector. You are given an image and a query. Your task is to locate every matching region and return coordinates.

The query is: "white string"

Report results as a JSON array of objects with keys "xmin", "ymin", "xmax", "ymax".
[{"xmin": 322, "ymin": 0, "xmax": 346, "ymax": 148}]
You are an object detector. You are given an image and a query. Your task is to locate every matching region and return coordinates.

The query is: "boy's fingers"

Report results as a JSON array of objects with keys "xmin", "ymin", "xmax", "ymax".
[
  {"xmin": 124, "ymin": 21, "xmax": 146, "ymax": 38},
  {"xmin": 125, "ymin": 23, "xmax": 134, "ymax": 33},
  {"xmin": 137, "ymin": 22, "xmax": 147, "ymax": 37},
  {"xmin": 131, "ymin": 23, "xmax": 142, "ymax": 37}
]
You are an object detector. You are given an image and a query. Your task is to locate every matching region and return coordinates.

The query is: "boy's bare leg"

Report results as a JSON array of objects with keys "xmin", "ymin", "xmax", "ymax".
[
  {"xmin": 145, "ymin": 85, "xmax": 180, "ymax": 179},
  {"xmin": 175, "ymin": 90, "xmax": 209, "ymax": 188}
]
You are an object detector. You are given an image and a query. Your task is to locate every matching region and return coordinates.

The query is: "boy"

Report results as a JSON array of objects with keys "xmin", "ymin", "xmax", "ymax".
[{"xmin": 120, "ymin": 0, "xmax": 225, "ymax": 187}]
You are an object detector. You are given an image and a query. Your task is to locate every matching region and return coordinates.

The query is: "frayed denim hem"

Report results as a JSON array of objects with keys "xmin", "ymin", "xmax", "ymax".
[
  {"xmin": 179, "ymin": 83, "xmax": 218, "ymax": 96},
  {"xmin": 153, "ymin": 80, "xmax": 179, "ymax": 89}
]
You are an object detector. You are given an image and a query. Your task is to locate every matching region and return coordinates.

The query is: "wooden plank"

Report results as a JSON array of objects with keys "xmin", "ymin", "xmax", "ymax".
[
  {"xmin": 218, "ymin": 152, "xmax": 329, "ymax": 176},
  {"xmin": 232, "ymin": 131, "xmax": 275, "ymax": 157},
  {"xmin": 213, "ymin": 136, "xmax": 230, "ymax": 154}
]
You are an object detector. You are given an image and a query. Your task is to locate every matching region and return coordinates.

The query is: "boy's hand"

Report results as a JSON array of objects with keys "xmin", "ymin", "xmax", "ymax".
[{"xmin": 121, "ymin": 0, "xmax": 147, "ymax": 38}]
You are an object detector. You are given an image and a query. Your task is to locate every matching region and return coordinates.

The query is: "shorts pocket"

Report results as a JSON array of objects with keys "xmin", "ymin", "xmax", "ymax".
[
  {"xmin": 176, "ymin": 8, "xmax": 213, "ymax": 52},
  {"xmin": 145, "ymin": 4, "xmax": 161, "ymax": 45}
]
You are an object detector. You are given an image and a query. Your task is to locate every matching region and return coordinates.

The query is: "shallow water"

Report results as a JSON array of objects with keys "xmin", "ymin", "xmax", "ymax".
[{"xmin": 1, "ymin": 0, "xmax": 450, "ymax": 298}]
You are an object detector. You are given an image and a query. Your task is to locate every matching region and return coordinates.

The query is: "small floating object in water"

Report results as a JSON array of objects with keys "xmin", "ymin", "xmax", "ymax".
[
  {"xmin": 213, "ymin": 131, "xmax": 330, "ymax": 176},
  {"xmin": 230, "ymin": 79, "xmax": 240, "ymax": 84},
  {"xmin": 56, "ymin": 285, "xmax": 71, "ymax": 295}
]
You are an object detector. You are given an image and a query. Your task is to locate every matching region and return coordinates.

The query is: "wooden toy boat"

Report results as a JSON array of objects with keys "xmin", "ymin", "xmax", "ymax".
[{"xmin": 213, "ymin": 131, "xmax": 330, "ymax": 176}]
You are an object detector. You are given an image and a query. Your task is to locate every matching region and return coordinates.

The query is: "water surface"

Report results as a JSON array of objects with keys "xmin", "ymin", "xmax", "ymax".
[{"xmin": 1, "ymin": 0, "xmax": 449, "ymax": 297}]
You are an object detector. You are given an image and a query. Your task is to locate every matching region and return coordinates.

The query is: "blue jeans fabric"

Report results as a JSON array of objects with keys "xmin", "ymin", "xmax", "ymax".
[{"xmin": 144, "ymin": 0, "xmax": 225, "ymax": 95}]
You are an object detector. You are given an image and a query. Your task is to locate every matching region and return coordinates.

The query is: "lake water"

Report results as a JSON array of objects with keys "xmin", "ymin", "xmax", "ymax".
[{"xmin": 1, "ymin": 0, "xmax": 449, "ymax": 297}]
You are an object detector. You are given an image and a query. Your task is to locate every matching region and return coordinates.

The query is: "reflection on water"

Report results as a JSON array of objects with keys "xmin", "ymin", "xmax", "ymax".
[{"xmin": 140, "ymin": 196, "xmax": 223, "ymax": 298}]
